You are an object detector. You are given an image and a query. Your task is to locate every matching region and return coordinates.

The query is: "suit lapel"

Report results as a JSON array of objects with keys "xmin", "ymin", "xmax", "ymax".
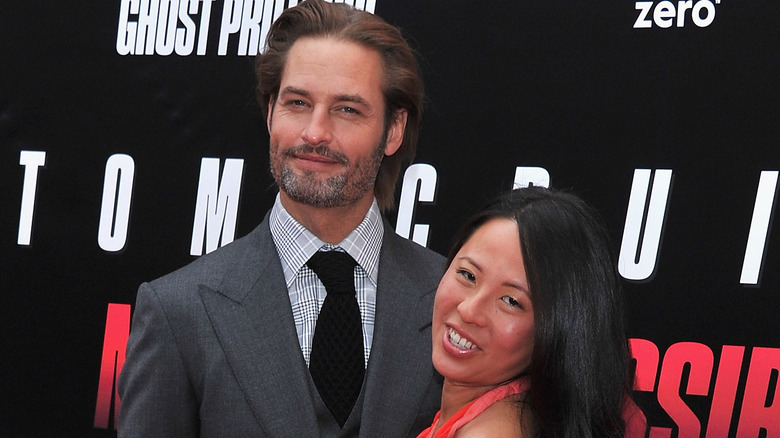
[
  {"xmin": 360, "ymin": 230, "xmax": 441, "ymax": 437},
  {"xmin": 199, "ymin": 221, "xmax": 320, "ymax": 437}
]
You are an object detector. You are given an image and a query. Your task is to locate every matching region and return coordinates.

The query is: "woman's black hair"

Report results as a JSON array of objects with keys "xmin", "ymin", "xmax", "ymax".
[{"xmin": 447, "ymin": 186, "xmax": 638, "ymax": 437}]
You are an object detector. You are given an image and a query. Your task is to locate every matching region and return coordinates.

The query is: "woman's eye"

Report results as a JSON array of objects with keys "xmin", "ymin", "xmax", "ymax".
[
  {"xmin": 456, "ymin": 269, "xmax": 476, "ymax": 282},
  {"xmin": 502, "ymin": 296, "xmax": 521, "ymax": 308}
]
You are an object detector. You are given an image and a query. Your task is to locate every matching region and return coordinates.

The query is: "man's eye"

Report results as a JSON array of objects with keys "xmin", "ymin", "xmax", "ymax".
[
  {"xmin": 281, "ymin": 99, "xmax": 306, "ymax": 108},
  {"xmin": 340, "ymin": 106, "xmax": 360, "ymax": 115}
]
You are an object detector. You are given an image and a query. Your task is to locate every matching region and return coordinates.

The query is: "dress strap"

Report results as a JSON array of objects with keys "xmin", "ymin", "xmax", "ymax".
[
  {"xmin": 415, "ymin": 378, "xmax": 529, "ymax": 438},
  {"xmin": 447, "ymin": 378, "xmax": 528, "ymax": 437}
]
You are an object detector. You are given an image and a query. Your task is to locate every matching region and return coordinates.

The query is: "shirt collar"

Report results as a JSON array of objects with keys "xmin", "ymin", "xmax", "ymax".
[{"xmin": 270, "ymin": 194, "xmax": 384, "ymax": 287}]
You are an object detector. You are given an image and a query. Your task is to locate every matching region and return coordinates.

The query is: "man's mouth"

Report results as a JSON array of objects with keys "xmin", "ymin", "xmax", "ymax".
[{"xmin": 286, "ymin": 145, "xmax": 348, "ymax": 165}]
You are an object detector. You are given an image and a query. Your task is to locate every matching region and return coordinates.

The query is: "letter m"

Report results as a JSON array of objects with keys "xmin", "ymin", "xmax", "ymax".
[
  {"xmin": 190, "ymin": 158, "xmax": 245, "ymax": 256},
  {"xmin": 94, "ymin": 303, "xmax": 131, "ymax": 429}
]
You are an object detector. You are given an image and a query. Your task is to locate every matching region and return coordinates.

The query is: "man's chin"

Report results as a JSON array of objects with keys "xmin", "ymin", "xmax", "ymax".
[{"xmin": 282, "ymin": 183, "xmax": 348, "ymax": 208}]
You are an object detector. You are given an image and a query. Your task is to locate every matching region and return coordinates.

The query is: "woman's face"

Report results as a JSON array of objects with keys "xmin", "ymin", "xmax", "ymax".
[{"xmin": 432, "ymin": 218, "xmax": 535, "ymax": 391}]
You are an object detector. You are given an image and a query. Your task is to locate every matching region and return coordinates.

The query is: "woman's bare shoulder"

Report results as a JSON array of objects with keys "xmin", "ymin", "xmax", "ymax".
[{"xmin": 453, "ymin": 397, "xmax": 529, "ymax": 438}]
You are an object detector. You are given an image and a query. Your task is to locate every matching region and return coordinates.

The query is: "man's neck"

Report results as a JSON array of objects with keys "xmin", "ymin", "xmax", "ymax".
[{"xmin": 279, "ymin": 192, "xmax": 376, "ymax": 244}]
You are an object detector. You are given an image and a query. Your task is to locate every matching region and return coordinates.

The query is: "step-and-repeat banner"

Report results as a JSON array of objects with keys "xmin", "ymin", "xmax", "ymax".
[{"xmin": 2, "ymin": 1, "xmax": 778, "ymax": 436}]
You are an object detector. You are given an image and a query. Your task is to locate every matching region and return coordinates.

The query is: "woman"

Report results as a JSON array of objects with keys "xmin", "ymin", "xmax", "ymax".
[{"xmin": 418, "ymin": 187, "xmax": 646, "ymax": 438}]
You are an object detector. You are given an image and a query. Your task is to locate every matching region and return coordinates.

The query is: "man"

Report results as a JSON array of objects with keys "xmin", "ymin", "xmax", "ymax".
[{"xmin": 117, "ymin": 1, "xmax": 445, "ymax": 437}]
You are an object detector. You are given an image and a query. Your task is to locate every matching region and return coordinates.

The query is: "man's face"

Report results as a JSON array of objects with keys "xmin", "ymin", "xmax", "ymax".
[{"xmin": 267, "ymin": 37, "xmax": 405, "ymax": 209}]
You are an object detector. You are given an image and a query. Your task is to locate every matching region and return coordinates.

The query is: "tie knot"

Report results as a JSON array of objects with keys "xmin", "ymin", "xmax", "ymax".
[{"xmin": 306, "ymin": 250, "xmax": 357, "ymax": 295}]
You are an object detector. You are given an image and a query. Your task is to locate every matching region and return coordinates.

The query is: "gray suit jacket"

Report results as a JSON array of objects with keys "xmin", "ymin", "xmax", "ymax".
[{"xmin": 117, "ymin": 215, "xmax": 445, "ymax": 437}]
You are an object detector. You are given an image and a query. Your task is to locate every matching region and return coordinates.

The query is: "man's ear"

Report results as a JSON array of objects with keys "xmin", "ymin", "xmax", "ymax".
[{"xmin": 384, "ymin": 110, "xmax": 407, "ymax": 156}]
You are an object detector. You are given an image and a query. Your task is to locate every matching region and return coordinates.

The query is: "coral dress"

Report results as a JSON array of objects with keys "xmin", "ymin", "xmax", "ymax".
[
  {"xmin": 416, "ymin": 378, "xmax": 647, "ymax": 438},
  {"xmin": 416, "ymin": 379, "xmax": 529, "ymax": 438}
]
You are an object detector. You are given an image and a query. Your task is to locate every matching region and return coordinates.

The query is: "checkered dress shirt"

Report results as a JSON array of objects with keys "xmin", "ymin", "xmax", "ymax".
[{"xmin": 269, "ymin": 195, "xmax": 383, "ymax": 367}]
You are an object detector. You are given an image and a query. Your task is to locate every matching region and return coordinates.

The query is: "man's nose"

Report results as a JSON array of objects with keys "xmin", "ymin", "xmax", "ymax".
[{"xmin": 301, "ymin": 108, "xmax": 333, "ymax": 146}]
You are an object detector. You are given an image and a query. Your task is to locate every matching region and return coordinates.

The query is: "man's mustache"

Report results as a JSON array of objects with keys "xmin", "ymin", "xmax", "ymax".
[{"xmin": 283, "ymin": 144, "xmax": 349, "ymax": 165}]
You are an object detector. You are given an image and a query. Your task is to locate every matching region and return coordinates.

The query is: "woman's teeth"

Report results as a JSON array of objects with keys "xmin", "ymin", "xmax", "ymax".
[{"xmin": 448, "ymin": 327, "xmax": 476, "ymax": 350}]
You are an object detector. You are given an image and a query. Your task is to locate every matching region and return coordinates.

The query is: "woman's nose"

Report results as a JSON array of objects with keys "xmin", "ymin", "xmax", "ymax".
[{"xmin": 456, "ymin": 291, "xmax": 489, "ymax": 327}]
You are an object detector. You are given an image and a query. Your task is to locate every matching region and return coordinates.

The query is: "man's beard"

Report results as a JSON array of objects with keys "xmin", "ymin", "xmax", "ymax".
[{"xmin": 271, "ymin": 141, "xmax": 385, "ymax": 208}]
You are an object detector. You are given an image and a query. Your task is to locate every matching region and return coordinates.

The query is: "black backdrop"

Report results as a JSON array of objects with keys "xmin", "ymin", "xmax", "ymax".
[{"xmin": 2, "ymin": 1, "xmax": 779, "ymax": 436}]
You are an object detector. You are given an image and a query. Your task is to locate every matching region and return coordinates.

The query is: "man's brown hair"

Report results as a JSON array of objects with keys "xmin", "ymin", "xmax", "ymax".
[{"xmin": 255, "ymin": 0, "xmax": 424, "ymax": 211}]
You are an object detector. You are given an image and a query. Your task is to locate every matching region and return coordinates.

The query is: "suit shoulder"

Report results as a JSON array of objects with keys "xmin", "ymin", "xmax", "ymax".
[
  {"xmin": 387, "ymin": 232, "xmax": 446, "ymax": 268},
  {"xmin": 382, "ymin": 233, "xmax": 446, "ymax": 289},
  {"xmin": 147, "ymin": 223, "xmax": 269, "ymax": 295}
]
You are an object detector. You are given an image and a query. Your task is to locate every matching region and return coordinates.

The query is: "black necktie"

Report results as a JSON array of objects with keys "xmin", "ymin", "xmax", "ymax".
[{"xmin": 306, "ymin": 250, "xmax": 364, "ymax": 427}]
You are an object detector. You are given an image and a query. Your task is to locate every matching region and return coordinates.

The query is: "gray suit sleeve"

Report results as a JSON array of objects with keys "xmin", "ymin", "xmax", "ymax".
[{"xmin": 117, "ymin": 282, "xmax": 199, "ymax": 437}]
